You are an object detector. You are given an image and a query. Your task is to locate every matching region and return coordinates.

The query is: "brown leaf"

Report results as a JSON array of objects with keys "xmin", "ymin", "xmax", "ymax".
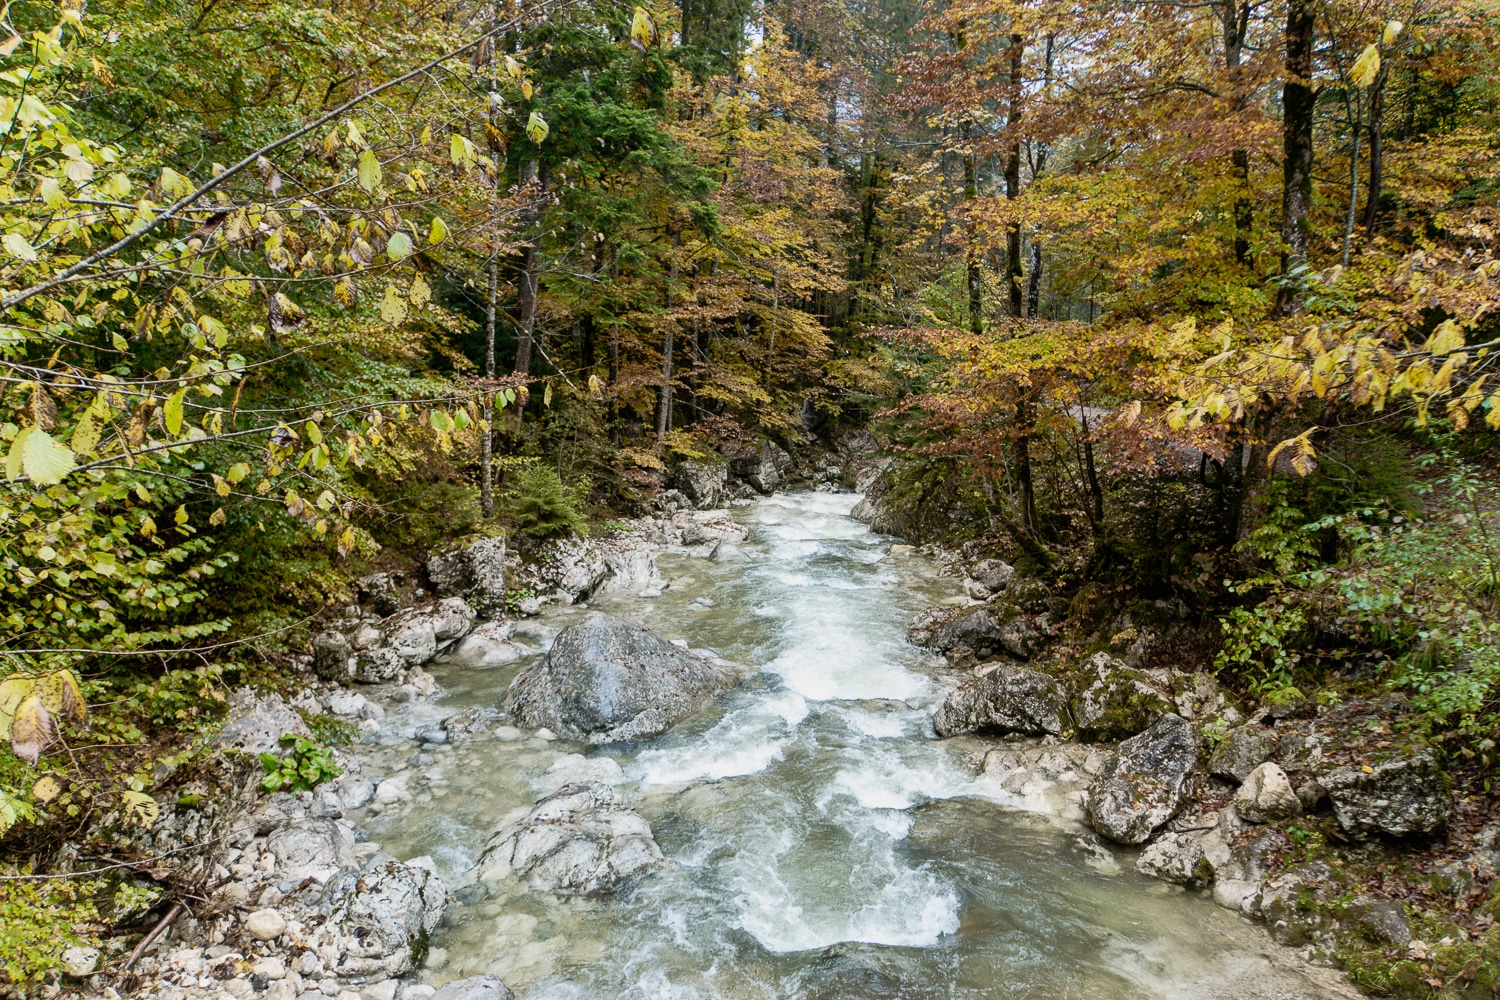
[{"xmin": 24, "ymin": 384, "xmax": 57, "ymax": 431}]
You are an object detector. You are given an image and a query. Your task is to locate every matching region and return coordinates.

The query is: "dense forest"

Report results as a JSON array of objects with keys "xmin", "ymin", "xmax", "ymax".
[{"xmin": 0, "ymin": 0, "xmax": 1497, "ymax": 992}]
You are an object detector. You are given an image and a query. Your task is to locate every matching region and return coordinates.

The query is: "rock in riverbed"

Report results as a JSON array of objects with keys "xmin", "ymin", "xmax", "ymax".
[
  {"xmin": 1084, "ymin": 713, "xmax": 1199, "ymax": 845},
  {"xmin": 932, "ymin": 666, "xmax": 1069, "ymax": 737},
  {"xmin": 504, "ymin": 612, "xmax": 745, "ymax": 743},
  {"xmin": 433, "ymin": 976, "xmax": 515, "ymax": 1000},
  {"xmin": 477, "ymin": 782, "xmax": 663, "ymax": 895}
]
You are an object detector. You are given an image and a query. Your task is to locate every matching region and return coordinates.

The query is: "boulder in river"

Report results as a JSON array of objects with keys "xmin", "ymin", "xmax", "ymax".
[
  {"xmin": 266, "ymin": 818, "xmax": 357, "ymax": 881},
  {"xmin": 1066, "ymin": 652, "xmax": 1175, "ymax": 742},
  {"xmin": 728, "ymin": 439, "xmax": 794, "ymax": 494},
  {"xmin": 1320, "ymin": 748, "xmax": 1452, "ymax": 838},
  {"xmin": 932, "ymin": 665, "xmax": 1069, "ymax": 738},
  {"xmin": 319, "ymin": 860, "xmax": 447, "ymax": 977},
  {"xmin": 1083, "ymin": 713, "xmax": 1199, "ymax": 845},
  {"xmin": 311, "ymin": 629, "xmax": 353, "ymax": 681},
  {"xmin": 1135, "ymin": 831, "xmax": 1212, "ymax": 888},
  {"xmin": 504, "ymin": 612, "xmax": 745, "ymax": 743},
  {"xmin": 477, "ymin": 782, "xmax": 663, "ymax": 895}
]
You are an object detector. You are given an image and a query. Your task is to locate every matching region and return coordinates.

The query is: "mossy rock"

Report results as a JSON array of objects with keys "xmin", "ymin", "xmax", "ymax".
[{"xmin": 1066, "ymin": 652, "xmax": 1176, "ymax": 741}]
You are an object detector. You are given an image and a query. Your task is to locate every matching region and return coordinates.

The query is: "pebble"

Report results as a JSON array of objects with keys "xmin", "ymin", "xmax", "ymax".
[
  {"xmin": 362, "ymin": 981, "xmax": 399, "ymax": 1000},
  {"xmin": 244, "ymin": 908, "xmax": 286, "ymax": 941},
  {"xmin": 224, "ymin": 978, "xmax": 253, "ymax": 998},
  {"xmin": 534, "ymin": 728, "xmax": 557, "ymax": 741},
  {"xmin": 423, "ymin": 946, "xmax": 449, "ymax": 969},
  {"xmin": 252, "ymin": 956, "xmax": 287, "ymax": 980},
  {"xmin": 494, "ymin": 726, "xmax": 523, "ymax": 741}
]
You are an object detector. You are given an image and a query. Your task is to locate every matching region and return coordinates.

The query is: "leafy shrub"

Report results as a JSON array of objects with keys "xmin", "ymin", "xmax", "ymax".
[
  {"xmin": 259, "ymin": 735, "xmax": 340, "ymax": 794},
  {"xmin": 0, "ymin": 869, "xmax": 107, "ymax": 984},
  {"xmin": 503, "ymin": 463, "xmax": 589, "ymax": 539}
]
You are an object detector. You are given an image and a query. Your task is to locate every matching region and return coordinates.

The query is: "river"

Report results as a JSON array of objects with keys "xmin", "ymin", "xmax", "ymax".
[{"xmin": 353, "ymin": 493, "xmax": 1352, "ymax": 999}]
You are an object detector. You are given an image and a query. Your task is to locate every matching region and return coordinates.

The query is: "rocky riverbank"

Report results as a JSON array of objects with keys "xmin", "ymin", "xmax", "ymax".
[{"xmin": 899, "ymin": 551, "xmax": 1500, "ymax": 998}]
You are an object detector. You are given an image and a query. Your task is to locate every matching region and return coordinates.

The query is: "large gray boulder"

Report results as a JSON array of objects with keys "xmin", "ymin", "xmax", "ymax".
[
  {"xmin": 213, "ymin": 692, "xmax": 312, "ymax": 756},
  {"xmin": 382, "ymin": 598, "xmax": 477, "ymax": 669},
  {"xmin": 319, "ymin": 860, "xmax": 446, "ymax": 977},
  {"xmin": 504, "ymin": 612, "xmax": 744, "ymax": 743},
  {"xmin": 729, "ymin": 440, "xmax": 794, "ymax": 494},
  {"xmin": 432, "ymin": 977, "xmax": 514, "ymax": 1000},
  {"xmin": 1084, "ymin": 713, "xmax": 1199, "ymax": 844},
  {"xmin": 970, "ymin": 559, "xmax": 1015, "ymax": 593},
  {"xmin": 1067, "ymin": 652, "xmax": 1175, "ymax": 742},
  {"xmin": 428, "ymin": 537, "xmax": 508, "ymax": 618},
  {"xmin": 478, "ymin": 783, "xmax": 662, "ymax": 895},
  {"xmin": 932, "ymin": 666, "xmax": 1069, "ymax": 738},
  {"xmin": 1208, "ymin": 723, "xmax": 1279, "ymax": 782},
  {"xmin": 1321, "ymin": 749, "xmax": 1452, "ymax": 838},
  {"xmin": 672, "ymin": 461, "xmax": 729, "ymax": 509}
]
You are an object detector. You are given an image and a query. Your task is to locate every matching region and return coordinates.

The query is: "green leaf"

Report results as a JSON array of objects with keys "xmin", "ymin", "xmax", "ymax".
[
  {"xmin": 357, "ymin": 149, "xmax": 382, "ymax": 192},
  {"xmin": 20, "ymin": 428, "xmax": 75, "ymax": 484},
  {"xmin": 428, "ymin": 216, "xmax": 449, "ymax": 245},
  {"xmin": 164, "ymin": 387, "xmax": 186, "ymax": 437},
  {"xmin": 386, "ymin": 231, "xmax": 413, "ymax": 261}
]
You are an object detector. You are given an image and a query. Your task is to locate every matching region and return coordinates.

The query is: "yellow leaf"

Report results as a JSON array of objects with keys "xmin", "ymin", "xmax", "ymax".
[
  {"xmin": 2, "ymin": 232, "xmax": 38, "ymax": 262},
  {"xmin": 526, "ymin": 112, "xmax": 549, "ymax": 145},
  {"xmin": 121, "ymin": 790, "xmax": 159, "ymax": 829},
  {"xmin": 1350, "ymin": 44, "xmax": 1381, "ymax": 88},
  {"xmin": 0, "ymin": 677, "xmax": 36, "ymax": 742},
  {"xmin": 35, "ymin": 670, "xmax": 85, "ymax": 726},
  {"xmin": 380, "ymin": 285, "xmax": 408, "ymax": 326},
  {"xmin": 18, "ymin": 427, "xmax": 75, "ymax": 484},
  {"xmin": 1425, "ymin": 319, "xmax": 1464, "ymax": 356},
  {"xmin": 631, "ymin": 6, "xmax": 656, "ymax": 47},
  {"xmin": 410, "ymin": 273, "xmax": 431, "ymax": 309},
  {"xmin": 210, "ymin": 507, "xmax": 226, "ymax": 526},
  {"xmin": 428, "ymin": 216, "xmax": 450, "ymax": 245},
  {"xmin": 1383, "ymin": 20, "xmax": 1404, "ymax": 44},
  {"xmin": 32, "ymin": 775, "xmax": 61, "ymax": 804},
  {"xmin": 357, "ymin": 149, "xmax": 382, "ymax": 192},
  {"xmin": 164, "ymin": 387, "xmax": 186, "ymax": 436}
]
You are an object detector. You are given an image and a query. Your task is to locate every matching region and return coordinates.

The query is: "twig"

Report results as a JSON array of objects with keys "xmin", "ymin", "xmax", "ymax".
[{"xmin": 122, "ymin": 901, "xmax": 184, "ymax": 973}]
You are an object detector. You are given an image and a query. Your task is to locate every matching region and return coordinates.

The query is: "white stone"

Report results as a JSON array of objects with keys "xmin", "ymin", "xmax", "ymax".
[
  {"xmin": 423, "ymin": 947, "xmax": 449, "ymax": 970},
  {"xmin": 1233, "ymin": 761, "xmax": 1303, "ymax": 824},
  {"xmin": 224, "ymin": 979, "xmax": 253, "ymax": 998},
  {"xmin": 59, "ymin": 946, "xmax": 99, "ymax": 977},
  {"xmin": 253, "ymin": 956, "xmax": 287, "ymax": 980},
  {"xmin": 361, "ymin": 980, "xmax": 399, "ymax": 1000},
  {"xmin": 244, "ymin": 908, "xmax": 286, "ymax": 941}
]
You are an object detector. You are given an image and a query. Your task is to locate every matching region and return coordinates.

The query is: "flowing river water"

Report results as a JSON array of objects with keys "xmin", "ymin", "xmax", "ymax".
[{"xmin": 354, "ymin": 493, "xmax": 1353, "ymax": 1000}]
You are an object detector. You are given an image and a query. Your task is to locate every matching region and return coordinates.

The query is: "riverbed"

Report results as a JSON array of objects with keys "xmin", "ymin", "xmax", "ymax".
[{"xmin": 350, "ymin": 493, "xmax": 1355, "ymax": 999}]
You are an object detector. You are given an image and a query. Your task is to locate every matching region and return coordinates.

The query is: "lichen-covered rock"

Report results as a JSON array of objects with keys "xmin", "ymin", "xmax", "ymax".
[
  {"xmin": 356, "ymin": 572, "xmax": 405, "ymax": 616},
  {"xmin": 1344, "ymin": 896, "xmax": 1412, "ymax": 947},
  {"xmin": 1260, "ymin": 860, "xmax": 1339, "ymax": 955},
  {"xmin": 1321, "ymin": 749, "xmax": 1452, "ymax": 838},
  {"xmin": 728, "ymin": 440, "xmax": 794, "ymax": 494},
  {"xmin": 428, "ymin": 537, "xmax": 508, "ymax": 618},
  {"xmin": 354, "ymin": 647, "xmax": 405, "ymax": 684},
  {"xmin": 1233, "ymin": 761, "xmax": 1302, "ymax": 823},
  {"xmin": 1067, "ymin": 652, "xmax": 1174, "ymax": 741},
  {"xmin": 970, "ymin": 558, "xmax": 1015, "ymax": 593},
  {"xmin": 504, "ymin": 612, "xmax": 744, "ymax": 743},
  {"xmin": 311, "ymin": 629, "xmax": 353, "ymax": 681},
  {"xmin": 213, "ymin": 692, "xmax": 312, "ymax": 756},
  {"xmin": 1208, "ymin": 723, "xmax": 1279, "ymax": 782},
  {"xmin": 1209, "ymin": 830, "xmax": 1274, "ymax": 914},
  {"xmin": 906, "ymin": 606, "xmax": 959, "ymax": 647},
  {"xmin": 266, "ymin": 819, "xmax": 357, "ymax": 881},
  {"xmin": 477, "ymin": 782, "xmax": 662, "ymax": 895},
  {"xmin": 319, "ymin": 860, "xmax": 447, "ymax": 977},
  {"xmin": 672, "ymin": 461, "xmax": 729, "ymax": 509},
  {"xmin": 932, "ymin": 666, "xmax": 1069, "ymax": 738},
  {"xmin": 1083, "ymin": 713, "xmax": 1199, "ymax": 845},
  {"xmin": 1135, "ymin": 831, "xmax": 1212, "ymax": 887}
]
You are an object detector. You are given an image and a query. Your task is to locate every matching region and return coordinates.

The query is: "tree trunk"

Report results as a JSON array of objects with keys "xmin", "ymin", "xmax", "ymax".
[
  {"xmin": 1363, "ymin": 65, "xmax": 1385, "ymax": 234},
  {"xmin": 1026, "ymin": 236, "xmax": 1042, "ymax": 318},
  {"xmin": 1340, "ymin": 89, "xmax": 1361, "ymax": 266},
  {"xmin": 481, "ymin": 255, "xmax": 497, "ymax": 516},
  {"xmin": 513, "ymin": 158, "xmax": 542, "ymax": 396},
  {"xmin": 1223, "ymin": 2, "xmax": 1253, "ymax": 265},
  {"xmin": 1276, "ymin": 0, "xmax": 1316, "ymax": 316},
  {"xmin": 962, "ymin": 124, "xmax": 982, "ymax": 335},
  {"xmin": 656, "ymin": 231, "xmax": 680, "ymax": 454},
  {"xmin": 1005, "ymin": 32, "xmax": 1024, "ymax": 320}
]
